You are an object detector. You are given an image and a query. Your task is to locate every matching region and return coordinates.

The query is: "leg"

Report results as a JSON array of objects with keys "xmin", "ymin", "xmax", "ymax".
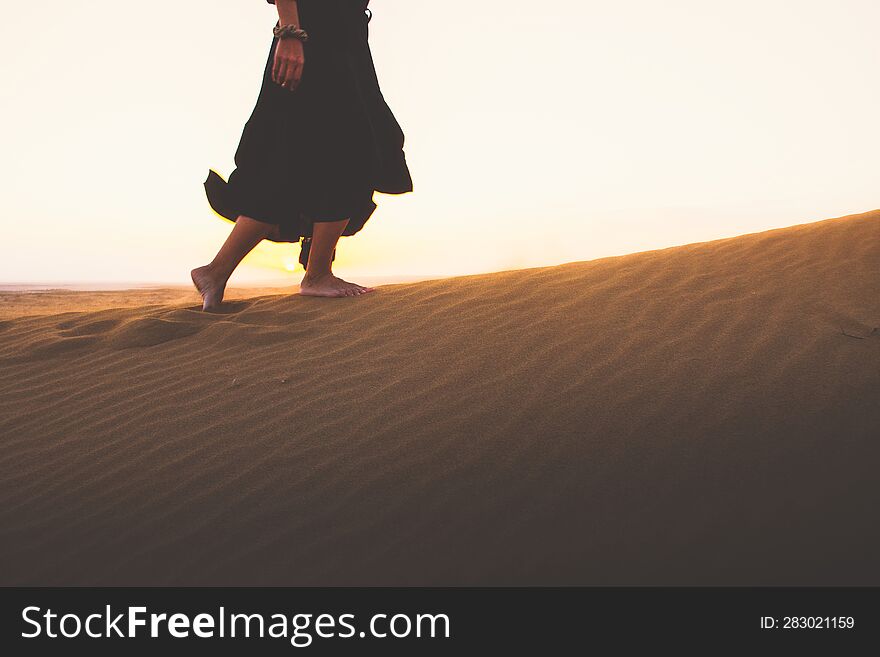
[
  {"xmin": 299, "ymin": 219, "xmax": 375, "ymax": 298},
  {"xmin": 191, "ymin": 215, "xmax": 280, "ymax": 311}
]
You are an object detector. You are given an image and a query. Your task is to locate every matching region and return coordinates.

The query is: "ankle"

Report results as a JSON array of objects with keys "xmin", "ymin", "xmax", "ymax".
[
  {"xmin": 204, "ymin": 261, "xmax": 232, "ymax": 285},
  {"xmin": 303, "ymin": 269, "xmax": 333, "ymax": 282}
]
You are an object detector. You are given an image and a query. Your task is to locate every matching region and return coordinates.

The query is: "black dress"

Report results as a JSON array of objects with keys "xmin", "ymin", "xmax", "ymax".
[{"xmin": 204, "ymin": 0, "xmax": 412, "ymax": 264}]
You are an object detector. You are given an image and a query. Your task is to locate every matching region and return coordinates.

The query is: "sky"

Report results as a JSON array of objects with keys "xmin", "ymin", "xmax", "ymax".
[{"xmin": 1, "ymin": 1, "xmax": 878, "ymax": 285}]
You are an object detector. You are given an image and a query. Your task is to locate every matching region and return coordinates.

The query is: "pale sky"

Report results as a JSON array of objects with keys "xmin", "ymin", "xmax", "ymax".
[{"xmin": 1, "ymin": 1, "xmax": 878, "ymax": 285}]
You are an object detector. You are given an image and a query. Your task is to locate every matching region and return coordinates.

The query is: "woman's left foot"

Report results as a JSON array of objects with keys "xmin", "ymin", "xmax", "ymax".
[
  {"xmin": 191, "ymin": 265, "xmax": 226, "ymax": 311},
  {"xmin": 300, "ymin": 272, "xmax": 374, "ymax": 298}
]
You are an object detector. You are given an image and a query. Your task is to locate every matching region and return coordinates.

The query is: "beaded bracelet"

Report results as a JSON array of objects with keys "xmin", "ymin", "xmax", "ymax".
[{"xmin": 273, "ymin": 24, "xmax": 309, "ymax": 42}]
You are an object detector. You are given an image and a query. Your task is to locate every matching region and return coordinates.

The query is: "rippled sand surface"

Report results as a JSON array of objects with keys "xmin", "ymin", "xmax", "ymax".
[{"xmin": 1, "ymin": 211, "xmax": 878, "ymax": 585}]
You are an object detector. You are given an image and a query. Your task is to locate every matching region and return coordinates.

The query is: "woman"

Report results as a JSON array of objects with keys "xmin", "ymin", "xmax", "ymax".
[{"xmin": 193, "ymin": 0, "xmax": 412, "ymax": 309}]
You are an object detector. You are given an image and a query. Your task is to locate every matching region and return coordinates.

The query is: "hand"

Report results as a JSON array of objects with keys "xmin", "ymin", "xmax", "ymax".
[{"xmin": 272, "ymin": 38, "xmax": 305, "ymax": 92}]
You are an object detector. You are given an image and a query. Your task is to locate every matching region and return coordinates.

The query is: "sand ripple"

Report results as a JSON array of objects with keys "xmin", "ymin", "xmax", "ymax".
[{"xmin": 0, "ymin": 211, "xmax": 878, "ymax": 584}]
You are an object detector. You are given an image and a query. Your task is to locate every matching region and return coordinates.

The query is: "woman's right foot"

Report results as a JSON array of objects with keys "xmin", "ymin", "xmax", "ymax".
[
  {"xmin": 300, "ymin": 272, "xmax": 374, "ymax": 298},
  {"xmin": 191, "ymin": 265, "xmax": 226, "ymax": 311}
]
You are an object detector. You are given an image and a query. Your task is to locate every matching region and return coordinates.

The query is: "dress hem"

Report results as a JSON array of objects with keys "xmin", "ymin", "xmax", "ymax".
[{"xmin": 204, "ymin": 169, "xmax": 380, "ymax": 244}]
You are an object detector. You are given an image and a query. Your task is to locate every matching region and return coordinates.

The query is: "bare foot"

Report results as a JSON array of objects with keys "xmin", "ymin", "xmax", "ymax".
[
  {"xmin": 191, "ymin": 265, "xmax": 227, "ymax": 311},
  {"xmin": 299, "ymin": 272, "xmax": 375, "ymax": 298}
]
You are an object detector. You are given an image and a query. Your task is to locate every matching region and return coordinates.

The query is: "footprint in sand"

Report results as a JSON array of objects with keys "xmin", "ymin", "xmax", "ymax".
[
  {"xmin": 10, "ymin": 335, "xmax": 100, "ymax": 361},
  {"xmin": 186, "ymin": 301, "xmax": 253, "ymax": 315},
  {"xmin": 59, "ymin": 319, "xmax": 122, "ymax": 337},
  {"xmin": 107, "ymin": 317, "xmax": 204, "ymax": 349}
]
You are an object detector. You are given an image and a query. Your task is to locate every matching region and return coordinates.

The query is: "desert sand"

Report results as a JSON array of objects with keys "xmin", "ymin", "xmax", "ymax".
[{"xmin": 0, "ymin": 210, "xmax": 878, "ymax": 586}]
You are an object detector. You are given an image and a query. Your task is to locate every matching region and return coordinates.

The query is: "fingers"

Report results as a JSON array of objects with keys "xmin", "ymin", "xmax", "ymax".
[
  {"xmin": 275, "ymin": 60, "xmax": 304, "ymax": 92},
  {"xmin": 272, "ymin": 51, "xmax": 282, "ymax": 84},
  {"xmin": 290, "ymin": 60, "xmax": 304, "ymax": 91},
  {"xmin": 275, "ymin": 55, "xmax": 289, "ymax": 88},
  {"xmin": 282, "ymin": 60, "xmax": 304, "ymax": 92}
]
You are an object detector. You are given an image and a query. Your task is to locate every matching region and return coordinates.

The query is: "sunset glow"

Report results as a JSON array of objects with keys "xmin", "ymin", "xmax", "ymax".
[{"xmin": 1, "ymin": 0, "xmax": 878, "ymax": 285}]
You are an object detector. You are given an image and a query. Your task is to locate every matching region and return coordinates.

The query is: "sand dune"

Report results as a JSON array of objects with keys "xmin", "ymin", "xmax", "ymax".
[
  {"xmin": 0, "ymin": 211, "xmax": 878, "ymax": 585},
  {"xmin": 0, "ymin": 286, "xmax": 289, "ymax": 321}
]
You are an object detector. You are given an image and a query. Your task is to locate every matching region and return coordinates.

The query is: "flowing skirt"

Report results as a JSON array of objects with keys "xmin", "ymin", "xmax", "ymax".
[{"xmin": 204, "ymin": 0, "xmax": 412, "ymax": 253}]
